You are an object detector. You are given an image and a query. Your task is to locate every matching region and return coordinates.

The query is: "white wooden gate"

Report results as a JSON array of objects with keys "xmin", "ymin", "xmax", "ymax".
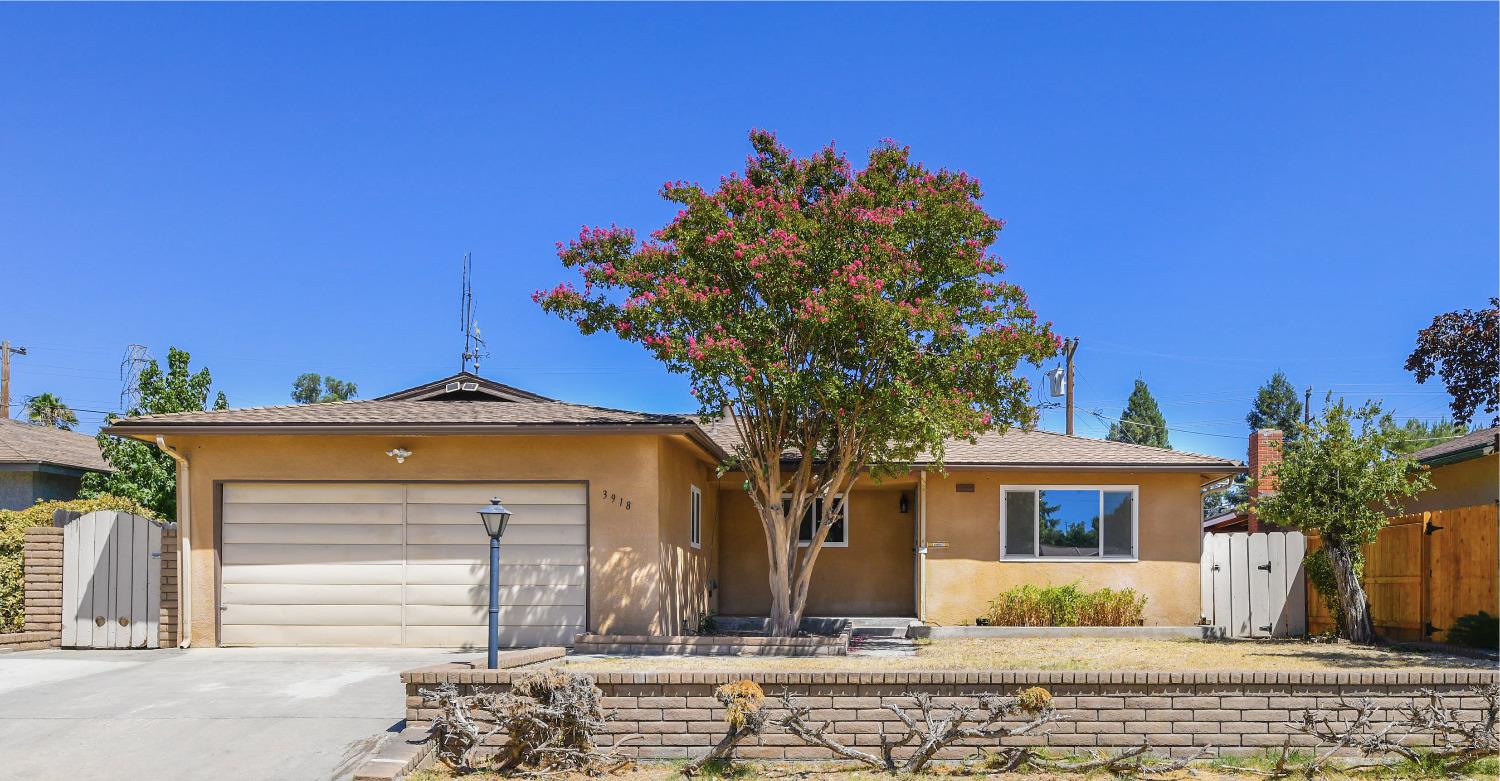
[
  {"xmin": 1200, "ymin": 531, "xmax": 1307, "ymax": 638},
  {"xmin": 60, "ymin": 511, "xmax": 169, "ymax": 649}
]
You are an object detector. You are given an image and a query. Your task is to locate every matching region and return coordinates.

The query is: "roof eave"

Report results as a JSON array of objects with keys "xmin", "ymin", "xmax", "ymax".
[
  {"xmin": 1419, "ymin": 443, "xmax": 1495, "ymax": 468},
  {"xmin": 105, "ymin": 421, "xmax": 729, "ymax": 461}
]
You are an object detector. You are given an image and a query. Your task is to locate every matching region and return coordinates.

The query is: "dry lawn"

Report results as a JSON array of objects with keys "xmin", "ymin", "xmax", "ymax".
[{"xmin": 556, "ymin": 637, "xmax": 1493, "ymax": 673}]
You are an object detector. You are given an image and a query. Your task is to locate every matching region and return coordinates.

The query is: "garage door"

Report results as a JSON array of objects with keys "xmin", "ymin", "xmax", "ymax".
[{"xmin": 220, "ymin": 482, "xmax": 587, "ymax": 646}]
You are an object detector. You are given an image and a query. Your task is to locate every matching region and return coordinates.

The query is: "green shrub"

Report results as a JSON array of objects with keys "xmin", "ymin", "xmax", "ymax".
[
  {"xmin": 982, "ymin": 581, "xmax": 1147, "ymax": 627},
  {"xmin": 1445, "ymin": 611, "xmax": 1499, "ymax": 650},
  {"xmin": 0, "ymin": 495, "xmax": 155, "ymax": 631}
]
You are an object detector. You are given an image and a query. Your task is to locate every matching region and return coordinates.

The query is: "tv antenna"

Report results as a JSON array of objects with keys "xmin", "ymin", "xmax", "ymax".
[
  {"xmin": 119, "ymin": 344, "xmax": 151, "ymax": 412},
  {"xmin": 458, "ymin": 253, "xmax": 489, "ymax": 374}
]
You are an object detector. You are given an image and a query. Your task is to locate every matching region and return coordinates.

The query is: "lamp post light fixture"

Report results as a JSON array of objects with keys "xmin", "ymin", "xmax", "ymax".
[{"xmin": 477, "ymin": 497, "xmax": 512, "ymax": 669}]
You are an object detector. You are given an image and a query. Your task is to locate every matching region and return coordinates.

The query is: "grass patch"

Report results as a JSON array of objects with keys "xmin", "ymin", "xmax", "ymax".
[{"xmin": 559, "ymin": 636, "xmax": 1490, "ymax": 673}]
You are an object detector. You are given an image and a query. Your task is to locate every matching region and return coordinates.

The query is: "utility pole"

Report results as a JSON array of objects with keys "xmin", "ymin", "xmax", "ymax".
[
  {"xmin": 1304, "ymin": 386, "xmax": 1312, "ymax": 426},
  {"xmin": 1064, "ymin": 337, "xmax": 1079, "ymax": 436},
  {"xmin": 1, "ymin": 340, "xmax": 27, "ymax": 420}
]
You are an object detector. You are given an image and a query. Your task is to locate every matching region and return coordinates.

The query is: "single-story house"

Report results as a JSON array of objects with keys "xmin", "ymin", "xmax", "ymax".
[
  {"xmin": 0, "ymin": 418, "xmax": 110, "ymax": 510},
  {"xmin": 104, "ymin": 371, "xmax": 1242, "ymax": 647},
  {"xmin": 1401, "ymin": 426, "xmax": 1498, "ymax": 514}
]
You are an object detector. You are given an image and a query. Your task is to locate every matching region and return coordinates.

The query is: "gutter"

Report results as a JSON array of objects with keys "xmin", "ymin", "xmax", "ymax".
[
  {"xmin": 106, "ymin": 422, "xmax": 728, "ymax": 462},
  {"xmin": 155, "ymin": 436, "xmax": 192, "ymax": 649}
]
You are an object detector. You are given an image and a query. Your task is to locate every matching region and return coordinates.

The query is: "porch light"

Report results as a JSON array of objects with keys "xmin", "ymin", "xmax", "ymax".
[{"xmin": 476, "ymin": 497, "xmax": 513, "ymax": 669}]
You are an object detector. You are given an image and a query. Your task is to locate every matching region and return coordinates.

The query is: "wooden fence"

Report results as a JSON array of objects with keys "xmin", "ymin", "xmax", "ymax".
[
  {"xmin": 1200, "ymin": 531, "xmax": 1307, "ymax": 638},
  {"xmin": 1306, "ymin": 503, "xmax": 1498, "ymax": 643}
]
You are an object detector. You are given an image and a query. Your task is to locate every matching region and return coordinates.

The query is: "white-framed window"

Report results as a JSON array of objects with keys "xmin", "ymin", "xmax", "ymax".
[
  {"xmin": 783, "ymin": 494, "xmax": 849, "ymax": 547},
  {"xmin": 1000, "ymin": 485, "xmax": 1138, "ymax": 561},
  {"xmin": 689, "ymin": 485, "xmax": 702, "ymax": 549}
]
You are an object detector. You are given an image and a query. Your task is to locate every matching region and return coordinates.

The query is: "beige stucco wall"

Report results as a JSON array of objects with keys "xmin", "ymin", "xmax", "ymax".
[
  {"xmin": 717, "ymin": 478, "xmax": 918, "ymax": 617},
  {"xmin": 1404, "ymin": 454, "xmax": 1498, "ymax": 514},
  {"xmin": 655, "ymin": 437, "xmax": 719, "ymax": 634},
  {"xmin": 923, "ymin": 470, "xmax": 1208, "ymax": 626},
  {"xmin": 160, "ymin": 432, "xmax": 715, "ymax": 645}
]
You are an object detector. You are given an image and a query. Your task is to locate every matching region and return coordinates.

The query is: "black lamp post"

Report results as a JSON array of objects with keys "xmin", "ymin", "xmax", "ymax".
[{"xmin": 477, "ymin": 497, "xmax": 512, "ymax": 669}]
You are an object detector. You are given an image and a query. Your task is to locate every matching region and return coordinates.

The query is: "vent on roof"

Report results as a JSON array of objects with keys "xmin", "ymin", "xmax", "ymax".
[
  {"xmin": 445, "ymin": 382, "xmax": 461, "ymax": 392},
  {"xmin": 461, "ymin": 382, "xmax": 479, "ymax": 391}
]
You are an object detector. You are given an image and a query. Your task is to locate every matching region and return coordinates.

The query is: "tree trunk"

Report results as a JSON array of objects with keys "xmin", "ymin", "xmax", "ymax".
[
  {"xmin": 766, "ymin": 553, "xmax": 799, "ymax": 636},
  {"xmin": 1326, "ymin": 541, "xmax": 1376, "ymax": 644}
]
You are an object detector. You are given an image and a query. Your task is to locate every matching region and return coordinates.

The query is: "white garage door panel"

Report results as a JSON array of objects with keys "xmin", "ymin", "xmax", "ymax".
[
  {"xmin": 405, "ymin": 604, "xmax": 586, "ymax": 626},
  {"xmin": 406, "ymin": 544, "xmax": 587, "ymax": 566},
  {"xmin": 222, "ymin": 543, "xmax": 404, "ymax": 566},
  {"xmin": 407, "ymin": 483, "xmax": 587, "ymax": 505},
  {"xmin": 220, "ymin": 481, "xmax": 587, "ymax": 647},
  {"xmin": 224, "ymin": 603, "xmax": 402, "ymax": 625},
  {"xmin": 223, "ymin": 583, "xmax": 404, "ymax": 605},
  {"xmin": 404, "ymin": 584, "xmax": 586, "ymax": 607},
  {"xmin": 224, "ymin": 483, "xmax": 405, "ymax": 504},
  {"xmin": 222, "ymin": 563, "xmax": 405, "ymax": 586},
  {"xmin": 222, "ymin": 625, "xmax": 402, "ymax": 646},
  {"xmin": 222, "ymin": 502, "xmax": 404, "ymax": 525},
  {"xmin": 222, "ymin": 523, "xmax": 405, "ymax": 546},
  {"xmin": 405, "ymin": 564, "xmax": 587, "ymax": 586},
  {"xmin": 406, "ymin": 524, "xmax": 585, "ymax": 546},
  {"xmin": 404, "ymin": 625, "xmax": 577, "ymax": 648},
  {"xmin": 406, "ymin": 503, "xmax": 585, "ymax": 526}
]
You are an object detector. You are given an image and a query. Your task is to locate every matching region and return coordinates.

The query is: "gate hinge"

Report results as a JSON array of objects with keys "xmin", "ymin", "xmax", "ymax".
[
  {"xmin": 1424, "ymin": 622, "xmax": 1441, "ymax": 636},
  {"xmin": 1424, "ymin": 523, "xmax": 1444, "ymax": 535},
  {"xmin": 1257, "ymin": 563, "xmax": 1272, "ymax": 572}
]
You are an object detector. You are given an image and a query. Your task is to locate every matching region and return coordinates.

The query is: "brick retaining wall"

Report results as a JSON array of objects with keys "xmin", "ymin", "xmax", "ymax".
[
  {"xmin": 573, "ymin": 633, "xmax": 850, "ymax": 656},
  {"xmin": 402, "ymin": 668, "xmax": 1500, "ymax": 760},
  {"xmin": 17, "ymin": 525, "xmax": 178, "ymax": 648}
]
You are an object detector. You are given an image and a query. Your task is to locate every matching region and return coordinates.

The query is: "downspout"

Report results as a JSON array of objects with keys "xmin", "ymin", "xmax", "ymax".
[
  {"xmin": 917, "ymin": 470, "xmax": 928, "ymax": 622},
  {"xmin": 157, "ymin": 436, "xmax": 192, "ymax": 648}
]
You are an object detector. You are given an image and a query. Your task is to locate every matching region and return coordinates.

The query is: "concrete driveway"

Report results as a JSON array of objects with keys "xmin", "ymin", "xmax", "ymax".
[{"xmin": 0, "ymin": 646, "xmax": 474, "ymax": 781}]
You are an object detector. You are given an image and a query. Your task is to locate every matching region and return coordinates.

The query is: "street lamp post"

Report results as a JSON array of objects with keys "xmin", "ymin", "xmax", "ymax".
[{"xmin": 477, "ymin": 497, "xmax": 512, "ymax": 669}]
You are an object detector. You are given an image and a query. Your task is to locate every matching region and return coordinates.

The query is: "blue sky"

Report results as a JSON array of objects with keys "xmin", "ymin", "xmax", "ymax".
[{"xmin": 1, "ymin": 3, "xmax": 1494, "ymax": 461}]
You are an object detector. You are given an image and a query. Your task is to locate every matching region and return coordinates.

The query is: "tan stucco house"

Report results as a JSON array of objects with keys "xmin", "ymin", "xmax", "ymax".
[
  {"xmin": 105, "ymin": 372, "xmax": 1242, "ymax": 647},
  {"xmin": 1402, "ymin": 426, "xmax": 1498, "ymax": 514}
]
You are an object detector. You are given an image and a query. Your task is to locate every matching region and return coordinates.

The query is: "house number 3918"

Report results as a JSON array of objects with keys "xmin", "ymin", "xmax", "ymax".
[{"xmin": 601, "ymin": 489, "xmax": 631, "ymax": 510}]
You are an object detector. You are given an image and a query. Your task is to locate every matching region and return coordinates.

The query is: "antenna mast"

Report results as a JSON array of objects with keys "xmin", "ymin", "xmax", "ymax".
[{"xmin": 458, "ymin": 253, "xmax": 489, "ymax": 374}]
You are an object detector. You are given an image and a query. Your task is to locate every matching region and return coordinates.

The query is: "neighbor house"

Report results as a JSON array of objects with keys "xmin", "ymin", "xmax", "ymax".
[
  {"xmin": 0, "ymin": 418, "xmax": 110, "ymax": 510},
  {"xmin": 104, "ymin": 372, "xmax": 1242, "ymax": 647},
  {"xmin": 1402, "ymin": 426, "xmax": 1498, "ymax": 514}
]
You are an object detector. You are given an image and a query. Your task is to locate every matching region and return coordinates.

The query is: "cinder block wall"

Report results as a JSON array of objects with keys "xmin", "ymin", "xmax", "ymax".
[
  {"xmin": 403, "ymin": 669, "xmax": 1500, "ymax": 760},
  {"xmin": 17, "ymin": 525, "xmax": 179, "ymax": 649}
]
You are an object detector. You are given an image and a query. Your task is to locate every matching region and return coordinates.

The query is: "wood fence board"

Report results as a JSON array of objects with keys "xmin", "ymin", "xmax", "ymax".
[
  {"xmin": 1229, "ymin": 533, "xmax": 1250, "ymax": 637},
  {"xmin": 1248, "ymin": 533, "xmax": 1271, "ymax": 637},
  {"xmin": 1266, "ymin": 532, "xmax": 1288, "ymax": 637},
  {"xmin": 1200, "ymin": 534, "xmax": 1214, "ymax": 624},
  {"xmin": 1212, "ymin": 534, "xmax": 1232, "ymax": 629},
  {"xmin": 1284, "ymin": 531, "xmax": 1307, "ymax": 636}
]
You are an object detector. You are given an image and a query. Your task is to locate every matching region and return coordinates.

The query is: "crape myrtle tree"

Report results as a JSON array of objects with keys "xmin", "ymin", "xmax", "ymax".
[
  {"xmin": 1251, "ymin": 398, "xmax": 1432, "ymax": 644},
  {"xmin": 538, "ymin": 131, "xmax": 1057, "ymax": 635}
]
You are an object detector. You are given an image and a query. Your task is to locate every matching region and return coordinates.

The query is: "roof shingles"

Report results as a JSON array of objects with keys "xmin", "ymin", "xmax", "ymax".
[{"xmin": 0, "ymin": 419, "xmax": 109, "ymax": 472}]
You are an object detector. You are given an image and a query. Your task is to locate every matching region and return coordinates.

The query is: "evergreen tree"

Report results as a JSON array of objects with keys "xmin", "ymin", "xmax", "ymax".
[
  {"xmin": 1107, "ymin": 379, "xmax": 1170, "ymax": 448},
  {"xmin": 1379, "ymin": 417, "xmax": 1467, "ymax": 456},
  {"xmin": 1246, "ymin": 371, "xmax": 1303, "ymax": 437}
]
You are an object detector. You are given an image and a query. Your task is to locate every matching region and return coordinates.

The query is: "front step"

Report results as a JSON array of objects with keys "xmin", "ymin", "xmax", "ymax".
[{"xmin": 713, "ymin": 616, "xmax": 920, "ymax": 636}]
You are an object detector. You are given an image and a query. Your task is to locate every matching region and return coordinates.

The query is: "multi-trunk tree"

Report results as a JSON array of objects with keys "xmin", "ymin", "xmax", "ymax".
[
  {"xmin": 538, "ymin": 131, "xmax": 1056, "ymax": 635},
  {"xmin": 1251, "ymin": 398, "xmax": 1432, "ymax": 644}
]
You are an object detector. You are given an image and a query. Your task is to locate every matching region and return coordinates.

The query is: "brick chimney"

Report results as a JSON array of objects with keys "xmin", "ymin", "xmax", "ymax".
[{"xmin": 1247, "ymin": 428, "xmax": 1283, "ymax": 533}]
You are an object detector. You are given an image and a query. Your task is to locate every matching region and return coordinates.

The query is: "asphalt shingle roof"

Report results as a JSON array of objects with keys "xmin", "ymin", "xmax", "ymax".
[
  {"xmin": 107, "ymin": 399, "xmax": 694, "ymax": 429},
  {"xmin": 693, "ymin": 416, "xmax": 1240, "ymax": 470},
  {"xmin": 1409, "ymin": 426, "xmax": 1499, "ymax": 464},
  {"xmin": 0, "ymin": 419, "xmax": 109, "ymax": 472}
]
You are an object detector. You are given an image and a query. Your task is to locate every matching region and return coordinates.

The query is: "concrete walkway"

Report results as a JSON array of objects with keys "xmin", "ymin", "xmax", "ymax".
[{"xmin": 0, "ymin": 646, "xmax": 472, "ymax": 781}]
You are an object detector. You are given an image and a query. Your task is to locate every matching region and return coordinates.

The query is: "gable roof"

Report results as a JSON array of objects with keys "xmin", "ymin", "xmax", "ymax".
[
  {"xmin": 693, "ymin": 416, "xmax": 1242, "ymax": 472},
  {"xmin": 1410, "ymin": 426, "xmax": 1498, "ymax": 466},
  {"xmin": 0, "ymin": 419, "xmax": 110, "ymax": 473},
  {"xmin": 375, "ymin": 372, "xmax": 553, "ymax": 402}
]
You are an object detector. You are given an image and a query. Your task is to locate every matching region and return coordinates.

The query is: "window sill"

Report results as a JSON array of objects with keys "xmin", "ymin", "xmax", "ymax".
[{"xmin": 1000, "ymin": 556, "xmax": 1138, "ymax": 563}]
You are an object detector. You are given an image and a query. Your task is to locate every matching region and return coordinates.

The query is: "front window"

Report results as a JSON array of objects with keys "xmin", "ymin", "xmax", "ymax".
[
  {"xmin": 689, "ymin": 485, "xmax": 702, "ymax": 549},
  {"xmin": 1001, "ymin": 486, "xmax": 1137, "ymax": 559},
  {"xmin": 784, "ymin": 494, "xmax": 848, "ymax": 547}
]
